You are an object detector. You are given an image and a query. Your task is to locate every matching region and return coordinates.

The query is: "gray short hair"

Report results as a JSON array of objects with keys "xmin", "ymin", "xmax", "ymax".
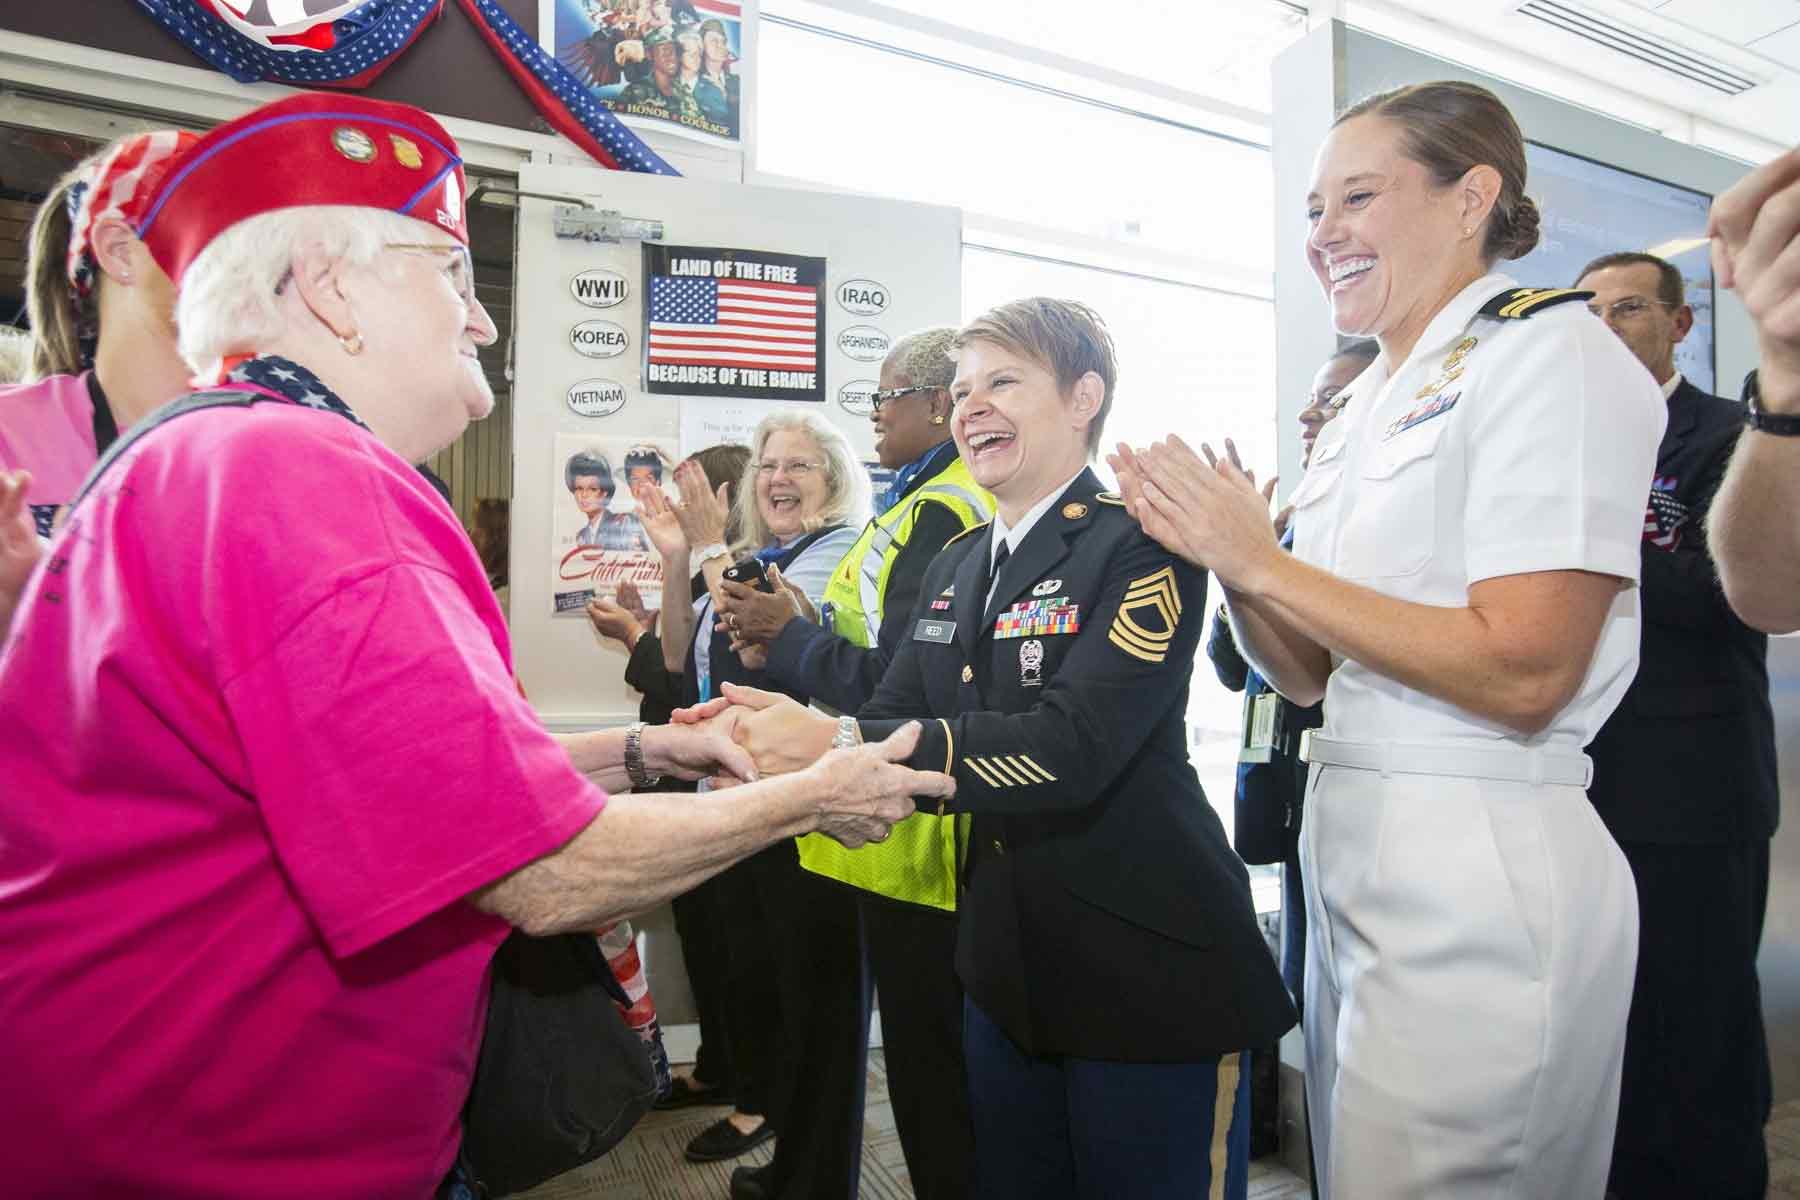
[
  {"xmin": 731, "ymin": 409, "xmax": 871, "ymax": 557},
  {"xmin": 176, "ymin": 206, "xmax": 437, "ymax": 372},
  {"xmin": 884, "ymin": 327, "xmax": 957, "ymax": 391}
]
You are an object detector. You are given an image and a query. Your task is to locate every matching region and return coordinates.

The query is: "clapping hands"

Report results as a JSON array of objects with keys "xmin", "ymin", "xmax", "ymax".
[{"xmin": 1107, "ymin": 436, "xmax": 1284, "ymax": 593}]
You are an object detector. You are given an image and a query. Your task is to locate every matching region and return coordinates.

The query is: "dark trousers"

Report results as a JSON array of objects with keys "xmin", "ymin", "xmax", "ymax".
[
  {"xmin": 864, "ymin": 895, "xmax": 975, "ymax": 1200},
  {"xmin": 671, "ymin": 875, "xmax": 734, "ymax": 1092},
  {"xmin": 962, "ymin": 997, "xmax": 1251, "ymax": 1200},
  {"xmin": 758, "ymin": 846, "xmax": 869, "ymax": 1199},
  {"xmin": 1608, "ymin": 838, "xmax": 1772, "ymax": 1200},
  {"xmin": 713, "ymin": 847, "xmax": 788, "ymax": 1120}
]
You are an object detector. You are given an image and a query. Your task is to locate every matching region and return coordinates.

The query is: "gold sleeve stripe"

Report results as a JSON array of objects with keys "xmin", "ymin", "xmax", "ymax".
[
  {"xmin": 1006, "ymin": 755, "xmax": 1051, "ymax": 783},
  {"xmin": 1116, "ymin": 600, "xmax": 1178, "ymax": 644},
  {"xmin": 965, "ymin": 758, "xmax": 1005, "ymax": 788},
  {"xmin": 1109, "ymin": 620, "xmax": 1169, "ymax": 656},
  {"xmin": 1125, "ymin": 566, "xmax": 1182, "ymax": 607},
  {"xmin": 1018, "ymin": 754, "xmax": 1058, "ymax": 782},
  {"xmin": 937, "ymin": 718, "xmax": 955, "ymax": 777},
  {"xmin": 986, "ymin": 757, "xmax": 1032, "ymax": 787},
  {"xmin": 1109, "ymin": 628, "xmax": 1167, "ymax": 663}
]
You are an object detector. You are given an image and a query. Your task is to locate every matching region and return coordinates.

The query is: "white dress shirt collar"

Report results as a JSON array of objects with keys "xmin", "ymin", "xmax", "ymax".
[{"xmin": 1661, "ymin": 371, "xmax": 1684, "ymax": 401}]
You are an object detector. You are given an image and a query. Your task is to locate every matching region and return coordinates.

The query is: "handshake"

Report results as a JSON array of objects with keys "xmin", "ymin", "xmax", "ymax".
[{"xmin": 661, "ymin": 683, "xmax": 953, "ymax": 849}]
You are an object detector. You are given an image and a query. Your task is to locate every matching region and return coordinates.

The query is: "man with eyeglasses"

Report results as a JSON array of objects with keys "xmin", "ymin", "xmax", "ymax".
[{"xmin": 1574, "ymin": 250, "xmax": 1775, "ymax": 1200}]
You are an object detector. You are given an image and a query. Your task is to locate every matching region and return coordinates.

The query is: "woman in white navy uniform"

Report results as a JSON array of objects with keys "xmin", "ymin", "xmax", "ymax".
[{"xmin": 1111, "ymin": 81, "xmax": 1664, "ymax": 1198}]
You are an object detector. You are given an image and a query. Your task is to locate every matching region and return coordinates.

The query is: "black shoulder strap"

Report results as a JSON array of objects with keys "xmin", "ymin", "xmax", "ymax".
[
  {"xmin": 1477, "ymin": 287, "xmax": 1593, "ymax": 320},
  {"xmin": 68, "ymin": 389, "xmax": 266, "ymax": 511}
]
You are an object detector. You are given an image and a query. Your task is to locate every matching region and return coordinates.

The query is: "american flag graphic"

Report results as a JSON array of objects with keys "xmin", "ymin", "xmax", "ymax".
[
  {"xmin": 1644, "ymin": 475, "xmax": 1688, "ymax": 551},
  {"xmin": 647, "ymin": 275, "xmax": 819, "ymax": 373}
]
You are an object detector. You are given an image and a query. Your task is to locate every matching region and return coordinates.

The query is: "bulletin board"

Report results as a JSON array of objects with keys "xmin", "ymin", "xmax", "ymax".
[{"xmin": 508, "ymin": 162, "xmax": 962, "ymax": 728}]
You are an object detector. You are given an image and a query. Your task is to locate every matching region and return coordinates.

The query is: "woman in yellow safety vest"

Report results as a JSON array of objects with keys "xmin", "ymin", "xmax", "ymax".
[{"xmin": 715, "ymin": 326, "xmax": 990, "ymax": 1200}]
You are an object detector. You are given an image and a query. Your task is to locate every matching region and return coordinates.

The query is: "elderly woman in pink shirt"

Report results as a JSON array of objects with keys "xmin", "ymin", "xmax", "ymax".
[
  {"xmin": 0, "ymin": 91, "xmax": 951, "ymax": 1200},
  {"xmin": 0, "ymin": 129, "xmax": 198, "ymax": 636}
]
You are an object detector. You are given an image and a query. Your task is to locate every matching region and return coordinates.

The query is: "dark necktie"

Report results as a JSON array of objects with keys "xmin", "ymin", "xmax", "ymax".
[{"xmin": 984, "ymin": 540, "xmax": 1010, "ymax": 609}]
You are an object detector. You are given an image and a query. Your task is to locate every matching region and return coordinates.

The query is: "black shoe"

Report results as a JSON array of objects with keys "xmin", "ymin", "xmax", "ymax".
[
  {"xmin": 684, "ymin": 1116, "xmax": 774, "ymax": 1163},
  {"xmin": 654, "ymin": 1075, "xmax": 733, "ymax": 1111},
  {"xmin": 729, "ymin": 1164, "xmax": 774, "ymax": 1200}
]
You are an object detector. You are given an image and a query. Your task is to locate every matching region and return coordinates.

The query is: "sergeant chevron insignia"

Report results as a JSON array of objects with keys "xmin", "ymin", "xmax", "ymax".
[{"xmin": 1108, "ymin": 566, "xmax": 1182, "ymax": 663}]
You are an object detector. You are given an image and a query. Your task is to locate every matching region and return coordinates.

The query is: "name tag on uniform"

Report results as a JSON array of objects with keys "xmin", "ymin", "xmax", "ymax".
[{"xmin": 914, "ymin": 619, "xmax": 956, "ymax": 643}]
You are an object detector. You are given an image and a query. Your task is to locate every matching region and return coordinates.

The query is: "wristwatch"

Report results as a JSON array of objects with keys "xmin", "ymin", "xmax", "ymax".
[
  {"xmin": 830, "ymin": 714, "xmax": 861, "ymax": 751},
  {"xmin": 624, "ymin": 721, "xmax": 662, "ymax": 789},
  {"xmin": 1743, "ymin": 370, "xmax": 1800, "ymax": 436},
  {"xmin": 694, "ymin": 541, "xmax": 730, "ymax": 565}
]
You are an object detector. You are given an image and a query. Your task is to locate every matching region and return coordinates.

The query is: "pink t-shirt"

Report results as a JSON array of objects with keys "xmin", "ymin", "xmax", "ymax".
[
  {"xmin": 0, "ymin": 398, "xmax": 605, "ymax": 1198},
  {"xmin": 0, "ymin": 372, "xmax": 100, "ymax": 532}
]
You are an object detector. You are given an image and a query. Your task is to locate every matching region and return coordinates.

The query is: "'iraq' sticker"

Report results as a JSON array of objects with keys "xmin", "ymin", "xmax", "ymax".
[
  {"xmin": 914, "ymin": 618, "xmax": 956, "ymax": 644},
  {"xmin": 836, "ymin": 278, "xmax": 890, "ymax": 316}
]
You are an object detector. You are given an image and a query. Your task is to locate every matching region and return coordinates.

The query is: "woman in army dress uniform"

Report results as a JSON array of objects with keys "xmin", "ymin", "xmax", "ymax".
[{"xmin": 694, "ymin": 298, "xmax": 1294, "ymax": 1200}]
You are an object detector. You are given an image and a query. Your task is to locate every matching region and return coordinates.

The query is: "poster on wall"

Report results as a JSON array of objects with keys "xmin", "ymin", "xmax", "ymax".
[
  {"xmin": 643, "ymin": 244, "xmax": 827, "ymax": 403},
  {"xmin": 550, "ymin": 0, "xmax": 749, "ymax": 145},
  {"xmin": 551, "ymin": 434, "xmax": 679, "ymax": 616}
]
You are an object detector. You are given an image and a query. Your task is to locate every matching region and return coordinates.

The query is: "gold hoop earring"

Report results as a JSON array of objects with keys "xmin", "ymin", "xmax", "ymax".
[
  {"xmin": 339, "ymin": 331, "xmax": 365, "ymax": 356},
  {"xmin": 1462, "ymin": 226, "xmax": 1474, "ymax": 238}
]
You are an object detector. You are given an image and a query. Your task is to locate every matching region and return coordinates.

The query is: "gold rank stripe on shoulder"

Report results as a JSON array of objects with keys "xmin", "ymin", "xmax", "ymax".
[
  {"xmin": 964, "ymin": 754, "xmax": 1057, "ymax": 787},
  {"xmin": 1477, "ymin": 287, "xmax": 1594, "ymax": 320},
  {"xmin": 1110, "ymin": 566, "xmax": 1183, "ymax": 663},
  {"xmin": 941, "ymin": 521, "xmax": 991, "ymax": 550}
]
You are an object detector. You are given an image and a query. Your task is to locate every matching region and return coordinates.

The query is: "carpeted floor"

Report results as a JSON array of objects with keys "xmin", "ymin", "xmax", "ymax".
[{"xmin": 509, "ymin": 1050, "xmax": 1312, "ymax": 1199}]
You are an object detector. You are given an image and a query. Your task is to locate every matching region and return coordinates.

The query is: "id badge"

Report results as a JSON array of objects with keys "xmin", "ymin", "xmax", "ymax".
[{"xmin": 1239, "ymin": 692, "xmax": 1279, "ymax": 764}]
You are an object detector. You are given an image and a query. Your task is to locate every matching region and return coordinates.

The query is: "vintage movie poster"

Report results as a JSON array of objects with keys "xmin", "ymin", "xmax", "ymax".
[
  {"xmin": 642, "ymin": 243, "xmax": 827, "ymax": 404},
  {"xmin": 551, "ymin": 0, "xmax": 748, "ymax": 145},
  {"xmin": 551, "ymin": 434, "xmax": 680, "ymax": 616}
]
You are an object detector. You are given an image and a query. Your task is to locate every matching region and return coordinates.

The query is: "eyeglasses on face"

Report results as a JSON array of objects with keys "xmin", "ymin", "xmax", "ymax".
[
  {"xmin": 1586, "ymin": 296, "xmax": 1675, "ymax": 324},
  {"xmin": 754, "ymin": 458, "xmax": 824, "ymax": 478},
  {"xmin": 386, "ymin": 242, "xmax": 477, "ymax": 307},
  {"xmin": 870, "ymin": 385, "xmax": 937, "ymax": 413}
]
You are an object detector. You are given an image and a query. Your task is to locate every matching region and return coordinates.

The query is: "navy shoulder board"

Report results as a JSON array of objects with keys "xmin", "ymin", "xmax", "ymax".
[{"xmin": 1477, "ymin": 287, "xmax": 1593, "ymax": 320}]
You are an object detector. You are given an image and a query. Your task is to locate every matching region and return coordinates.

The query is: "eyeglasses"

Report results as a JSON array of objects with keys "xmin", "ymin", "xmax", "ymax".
[
  {"xmin": 271, "ymin": 242, "xmax": 478, "ymax": 307},
  {"xmin": 870, "ymin": 385, "xmax": 937, "ymax": 413},
  {"xmin": 754, "ymin": 458, "xmax": 824, "ymax": 478},
  {"xmin": 1586, "ymin": 296, "xmax": 1675, "ymax": 324},
  {"xmin": 386, "ymin": 242, "xmax": 477, "ymax": 307}
]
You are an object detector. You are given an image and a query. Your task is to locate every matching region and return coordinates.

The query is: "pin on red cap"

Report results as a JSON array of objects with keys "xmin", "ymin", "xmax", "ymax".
[{"xmin": 136, "ymin": 92, "xmax": 468, "ymax": 286}]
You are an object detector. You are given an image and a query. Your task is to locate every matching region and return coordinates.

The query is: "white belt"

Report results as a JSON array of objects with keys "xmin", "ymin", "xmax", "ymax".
[{"xmin": 1299, "ymin": 731, "xmax": 1593, "ymax": 789}]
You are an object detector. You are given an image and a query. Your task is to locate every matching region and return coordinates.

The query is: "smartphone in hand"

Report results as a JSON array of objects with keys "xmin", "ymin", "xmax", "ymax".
[{"xmin": 723, "ymin": 556, "xmax": 773, "ymax": 593}]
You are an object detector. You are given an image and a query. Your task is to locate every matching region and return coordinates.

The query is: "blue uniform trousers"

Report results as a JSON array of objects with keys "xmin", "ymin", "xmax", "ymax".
[{"xmin": 963, "ymin": 997, "xmax": 1252, "ymax": 1200}]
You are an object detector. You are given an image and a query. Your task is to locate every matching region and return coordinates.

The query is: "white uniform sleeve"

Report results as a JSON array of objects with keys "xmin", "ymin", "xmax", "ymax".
[{"xmin": 1461, "ymin": 312, "xmax": 1665, "ymax": 586}]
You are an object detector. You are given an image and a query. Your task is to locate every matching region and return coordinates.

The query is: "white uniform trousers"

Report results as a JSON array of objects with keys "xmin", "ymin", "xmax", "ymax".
[{"xmin": 1299, "ymin": 748, "xmax": 1637, "ymax": 1199}]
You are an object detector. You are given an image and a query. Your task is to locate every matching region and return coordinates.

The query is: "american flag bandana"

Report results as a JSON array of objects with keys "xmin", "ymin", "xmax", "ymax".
[
  {"xmin": 1644, "ymin": 475, "xmax": 1688, "ymax": 551},
  {"xmin": 64, "ymin": 130, "xmax": 199, "ymax": 297}
]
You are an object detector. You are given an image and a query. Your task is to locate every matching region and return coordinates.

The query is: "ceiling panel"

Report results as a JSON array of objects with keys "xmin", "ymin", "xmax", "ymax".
[
  {"xmin": 1652, "ymin": 0, "xmax": 1800, "ymax": 45},
  {"xmin": 1750, "ymin": 19, "xmax": 1800, "ymax": 70}
]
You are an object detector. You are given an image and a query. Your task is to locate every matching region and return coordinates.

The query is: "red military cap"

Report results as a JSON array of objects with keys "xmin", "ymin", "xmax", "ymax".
[{"xmin": 137, "ymin": 91, "xmax": 467, "ymax": 285}]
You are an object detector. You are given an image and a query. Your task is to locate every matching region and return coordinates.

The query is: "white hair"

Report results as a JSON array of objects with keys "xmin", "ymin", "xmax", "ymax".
[
  {"xmin": 731, "ymin": 409, "xmax": 871, "ymax": 557},
  {"xmin": 176, "ymin": 206, "xmax": 441, "ymax": 372}
]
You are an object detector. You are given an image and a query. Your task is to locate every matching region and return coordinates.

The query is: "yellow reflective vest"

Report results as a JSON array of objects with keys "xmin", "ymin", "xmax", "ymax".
[{"xmin": 795, "ymin": 452, "xmax": 991, "ymax": 910}]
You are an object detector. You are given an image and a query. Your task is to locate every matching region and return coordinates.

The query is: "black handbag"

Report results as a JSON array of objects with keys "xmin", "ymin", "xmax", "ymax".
[{"xmin": 461, "ymin": 931, "xmax": 660, "ymax": 1196}]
